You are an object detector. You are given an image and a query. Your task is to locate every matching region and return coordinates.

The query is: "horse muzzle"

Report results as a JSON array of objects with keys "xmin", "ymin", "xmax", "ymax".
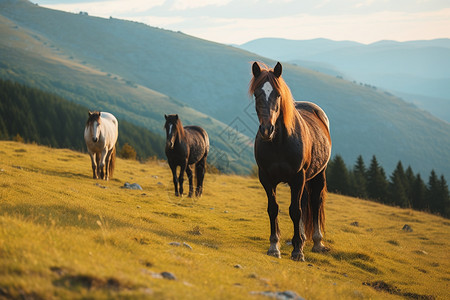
[
  {"xmin": 166, "ymin": 141, "xmax": 174, "ymax": 150},
  {"xmin": 92, "ymin": 137, "xmax": 98, "ymax": 143},
  {"xmin": 259, "ymin": 124, "xmax": 275, "ymax": 141}
]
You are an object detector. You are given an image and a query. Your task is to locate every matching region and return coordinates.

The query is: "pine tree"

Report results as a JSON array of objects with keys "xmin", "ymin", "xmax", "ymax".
[
  {"xmin": 327, "ymin": 154, "xmax": 351, "ymax": 195},
  {"xmin": 411, "ymin": 173, "xmax": 427, "ymax": 210},
  {"xmin": 388, "ymin": 161, "xmax": 409, "ymax": 207},
  {"xmin": 366, "ymin": 155, "xmax": 388, "ymax": 202},
  {"xmin": 439, "ymin": 175, "xmax": 450, "ymax": 218},
  {"xmin": 404, "ymin": 166, "xmax": 415, "ymax": 204},
  {"xmin": 427, "ymin": 170, "xmax": 440, "ymax": 214},
  {"xmin": 352, "ymin": 155, "xmax": 367, "ymax": 198}
]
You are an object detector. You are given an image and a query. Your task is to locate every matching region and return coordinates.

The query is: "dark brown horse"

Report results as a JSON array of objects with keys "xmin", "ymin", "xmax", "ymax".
[
  {"xmin": 164, "ymin": 114, "xmax": 209, "ymax": 197},
  {"xmin": 250, "ymin": 62, "xmax": 332, "ymax": 261}
]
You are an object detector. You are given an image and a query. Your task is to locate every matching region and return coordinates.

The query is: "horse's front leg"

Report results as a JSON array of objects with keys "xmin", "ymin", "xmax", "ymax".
[
  {"xmin": 178, "ymin": 162, "xmax": 187, "ymax": 196},
  {"xmin": 99, "ymin": 148, "xmax": 108, "ymax": 180},
  {"xmin": 89, "ymin": 152, "xmax": 98, "ymax": 179},
  {"xmin": 289, "ymin": 170, "xmax": 306, "ymax": 261},
  {"xmin": 260, "ymin": 171, "xmax": 280, "ymax": 258},
  {"xmin": 169, "ymin": 162, "xmax": 179, "ymax": 196},
  {"xmin": 185, "ymin": 165, "xmax": 194, "ymax": 197}
]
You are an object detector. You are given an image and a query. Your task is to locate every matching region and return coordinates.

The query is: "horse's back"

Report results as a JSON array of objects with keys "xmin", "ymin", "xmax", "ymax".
[
  {"xmin": 101, "ymin": 112, "xmax": 119, "ymax": 146},
  {"xmin": 294, "ymin": 101, "xmax": 330, "ymax": 131},
  {"xmin": 295, "ymin": 101, "xmax": 331, "ymax": 179},
  {"xmin": 101, "ymin": 112, "xmax": 118, "ymax": 128},
  {"xmin": 185, "ymin": 126, "xmax": 209, "ymax": 163}
]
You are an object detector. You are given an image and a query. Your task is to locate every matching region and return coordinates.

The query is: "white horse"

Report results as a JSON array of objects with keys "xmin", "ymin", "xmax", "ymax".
[{"xmin": 84, "ymin": 111, "xmax": 118, "ymax": 180}]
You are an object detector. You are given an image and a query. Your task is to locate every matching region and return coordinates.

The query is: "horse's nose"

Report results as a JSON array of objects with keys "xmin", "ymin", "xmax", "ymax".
[
  {"xmin": 93, "ymin": 137, "xmax": 98, "ymax": 143},
  {"xmin": 259, "ymin": 124, "xmax": 274, "ymax": 140}
]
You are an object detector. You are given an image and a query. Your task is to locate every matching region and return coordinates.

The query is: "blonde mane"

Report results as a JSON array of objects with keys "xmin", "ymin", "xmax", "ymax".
[{"xmin": 249, "ymin": 63, "xmax": 297, "ymax": 135}]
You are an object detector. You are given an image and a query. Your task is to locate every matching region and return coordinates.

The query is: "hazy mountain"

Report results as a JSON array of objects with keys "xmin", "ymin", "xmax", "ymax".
[
  {"xmin": 1, "ymin": 0, "xmax": 450, "ymax": 179},
  {"xmin": 240, "ymin": 37, "xmax": 450, "ymax": 123}
]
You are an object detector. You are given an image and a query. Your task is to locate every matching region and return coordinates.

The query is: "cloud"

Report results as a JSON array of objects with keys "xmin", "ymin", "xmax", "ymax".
[{"xmin": 170, "ymin": 0, "xmax": 232, "ymax": 11}]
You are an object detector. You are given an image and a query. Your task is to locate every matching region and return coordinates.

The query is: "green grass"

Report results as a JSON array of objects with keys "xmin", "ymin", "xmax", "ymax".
[{"xmin": 0, "ymin": 141, "xmax": 449, "ymax": 299}]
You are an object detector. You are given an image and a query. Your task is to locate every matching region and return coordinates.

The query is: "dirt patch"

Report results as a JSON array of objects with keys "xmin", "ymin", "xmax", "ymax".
[{"xmin": 363, "ymin": 281, "xmax": 435, "ymax": 299}]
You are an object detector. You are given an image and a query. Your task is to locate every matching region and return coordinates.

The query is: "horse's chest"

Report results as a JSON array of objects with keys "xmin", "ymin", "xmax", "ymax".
[{"xmin": 256, "ymin": 144, "xmax": 302, "ymax": 180}]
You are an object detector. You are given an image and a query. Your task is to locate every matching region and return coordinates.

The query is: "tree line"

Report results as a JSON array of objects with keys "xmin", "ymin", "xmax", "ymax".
[
  {"xmin": 0, "ymin": 79, "xmax": 165, "ymax": 160},
  {"xmin": 326, "ymin": 154, "xmax": 450, "ymax": 218}
]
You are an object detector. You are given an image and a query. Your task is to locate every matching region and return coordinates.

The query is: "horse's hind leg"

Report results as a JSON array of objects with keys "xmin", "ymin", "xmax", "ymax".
[
  {"xmin": 310, "ymin": 170, "xmax": 329, "ymax": 253},
  {"xmin": 185, "ymin": 165, "xmax": 194, "ymax": 197},
  {"xmin": 104, "ymin": 149, "xmax": 112, "ymax": 180},
  {"xmin": 195, "ymin": 156, "xmax": 206, "ymax": 197}
]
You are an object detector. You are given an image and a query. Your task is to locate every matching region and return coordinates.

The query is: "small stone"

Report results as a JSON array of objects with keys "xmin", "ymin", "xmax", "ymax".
[
  {"xmin": 183, "ymin": 242, "xmax": 193, "ymax": 250},
  {"xmin": 234, "ymin": 264, "xmax": 243, "ymax": 269},
  {"xmin": 169, "ymin": 242, "xmax": 181, "ymax": 247},
  {"xmin": 136, "ymin": 205, "xmax": 141, "ymax": 209},
  {"xmin": 350, "ymin": 221, "xmax": 359, "ymax": 227},
  {"xmin": 402, "ymin": 224, "xmax": 413, "ymax": 232},
  {"xmin": 121, "ymin": 182, "xmax": 142, "ymax": 190},
  {"xmin": 161, "ymin": 272, "xmax": 176, "ymax": 280}
]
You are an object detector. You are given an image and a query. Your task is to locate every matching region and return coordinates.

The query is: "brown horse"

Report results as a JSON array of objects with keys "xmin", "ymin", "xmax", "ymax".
[
  {"xmin": 164, "ymin": 114, "xmax": 209, "ymax": 197},
  {"xmin": 250, "ymin": 62, "xmax": 332, "ymax": 261}
]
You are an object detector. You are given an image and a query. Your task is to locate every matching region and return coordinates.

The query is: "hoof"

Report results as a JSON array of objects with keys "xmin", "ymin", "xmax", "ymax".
[
  {"xmin": 312, "ymin": 244, "xmax": 330, "ymax": 253},
  {"xmin": 175, "ymin": 192, "xmax": 179, "ymax": 197},
  {"xmin": 267, "ymin": 249, "xmax": 281, "ymax": 258},
  {"xmin": 291, "ymin": 251, "xmax": 305, "ymax": 262}
]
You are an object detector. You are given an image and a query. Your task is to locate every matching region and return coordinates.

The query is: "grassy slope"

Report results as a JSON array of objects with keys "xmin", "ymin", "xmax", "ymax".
[{"xmin": 0, "ymin": 141, "xmax": 448, "ymax": 299}]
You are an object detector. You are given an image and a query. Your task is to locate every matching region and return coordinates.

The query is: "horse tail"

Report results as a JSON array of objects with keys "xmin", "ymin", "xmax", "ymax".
[
  {"xmin": 303, "ymin": 171, "xmax": 327, "ymax": 240},
  {"xmin": 109, "ymin": 145, "xmax": 116, "ymax": 178}
]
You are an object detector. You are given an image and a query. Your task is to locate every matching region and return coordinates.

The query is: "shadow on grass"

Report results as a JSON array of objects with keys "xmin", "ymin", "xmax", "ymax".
[{"xmin": 0, "ymin": 203, "xmax": 129, "ymax": 230}]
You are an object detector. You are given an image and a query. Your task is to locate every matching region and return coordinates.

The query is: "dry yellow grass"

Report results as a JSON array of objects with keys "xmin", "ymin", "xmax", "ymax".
[{"xmin": 0, "ymin": 141, "xmax": 449, "ymax": 299}]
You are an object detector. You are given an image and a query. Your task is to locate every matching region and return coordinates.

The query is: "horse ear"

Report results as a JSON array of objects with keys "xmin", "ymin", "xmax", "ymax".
[
  {"xmin": 252, "ymin": 62, "xmax": 261, "ymax": 78},
  {"xmin": 88, "ymin": 111, "xmax": 92, "ymax": 116},
  {"xmin": 175, "ymin": 114, "xmax": 179, "ymax": 120},
  {"xmin": 273, "ymin": 62, "xmax": 282, "ymax": 78},
  {"xmin": 164, "ymin": 114, "xmax": 167, "ymax": 120}
]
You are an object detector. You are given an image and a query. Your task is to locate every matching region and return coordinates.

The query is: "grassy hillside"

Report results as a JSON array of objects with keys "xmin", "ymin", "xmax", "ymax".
[
  {"xmin": 0, "ymin": 0, "xmax": 449, "ymax": 179},
  {"xmin": 0, "ymin": 78, "xmax": 166, "ymax": 160},
  {"xmin": 0, "ymin": 141, "xmax": 448, "ymax": 299}
]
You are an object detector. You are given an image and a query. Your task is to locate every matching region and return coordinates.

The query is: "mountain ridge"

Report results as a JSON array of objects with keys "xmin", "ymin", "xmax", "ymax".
[{"xmin": 1, "ymin": 0, "xmax": 449, "ymax": 179}]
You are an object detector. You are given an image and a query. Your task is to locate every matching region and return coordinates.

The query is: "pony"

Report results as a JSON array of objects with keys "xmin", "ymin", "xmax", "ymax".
[
  {"xmin": 164, "ymin": 114, "xmax": 209, "ymax": 197},
  {"xmin": 84, "ymin": 111, "xmax": 118, "ymax": 180},
  {"xmin": 249, "ymin": 62, "xmax": 332, "ymax": 261}
]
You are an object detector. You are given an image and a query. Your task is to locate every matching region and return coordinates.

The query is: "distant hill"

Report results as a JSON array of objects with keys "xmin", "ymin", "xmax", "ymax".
[
  {"xmin": 239, "ymin": 37, "xmax": 450, "ymax": 123},
  {"xmin": 0, "ymin": 78, "xmax": 165, "ymax": 160},
  {"xmin": 1, "ymin": 0, "xmax": 450, "ymax": 179}
]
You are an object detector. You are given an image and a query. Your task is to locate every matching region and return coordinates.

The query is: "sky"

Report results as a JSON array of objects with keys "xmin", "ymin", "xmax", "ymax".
[{"xmin": 32, "ymin": 0, "xmax": 450, "ymax": 45}]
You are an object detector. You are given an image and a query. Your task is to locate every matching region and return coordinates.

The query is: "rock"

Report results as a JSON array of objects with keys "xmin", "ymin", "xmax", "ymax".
[
  {"xmin": 169, "ymin": 242, "xmax": 181, "ymax": 247},
  {"xmin": 161, "ymin": 272, "xmax": 176, "ymax": 280},
  {"xmin": 234, "ymin": 264, "xmax": 243, "ymax": 269},
  {"xmin": 183, "ymin": 242, "xmax": 193, "ymax": 250},
  {"xmin": 95, "ymin": 183, "xmax": 107, "ymax": 189},
  {"xmin": 350, "ymin": 221, "xmax": 359, "ymax": 227},
  {"xmin": 250, "ymin": 290, "xmax": 305, "ymax": 300},
  {"xmin": 402, "ymin": 224, "xmax": 413, "ymax": 232},
  {"xmin": 121, "ymin": 182, "xmax": 143, "ymax": 190}
]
